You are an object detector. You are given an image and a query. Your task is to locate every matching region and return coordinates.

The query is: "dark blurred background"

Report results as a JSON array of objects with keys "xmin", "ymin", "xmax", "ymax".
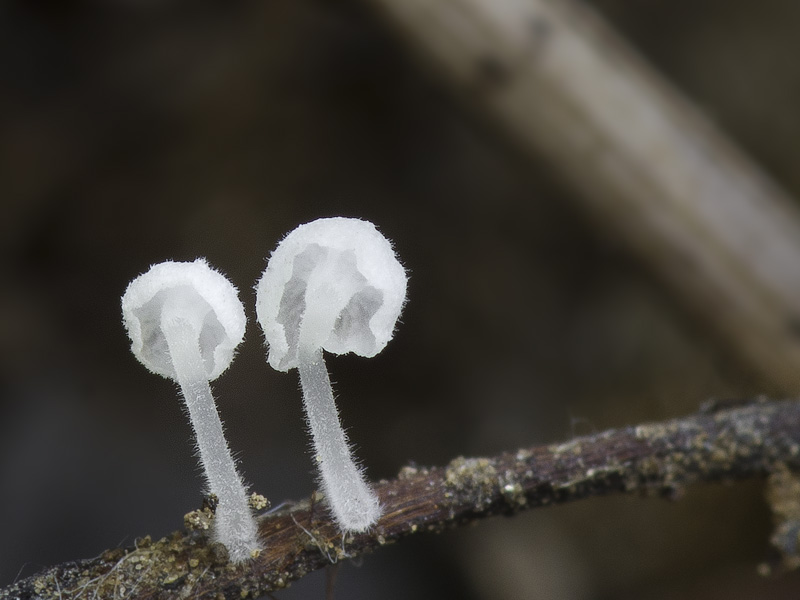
[{"xmin": 3, "ymin": 0, "xmax": 800, "ymax": 598}]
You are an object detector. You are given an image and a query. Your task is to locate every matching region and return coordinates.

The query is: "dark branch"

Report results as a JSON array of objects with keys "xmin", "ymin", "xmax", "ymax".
[{"xmin": 5, "ymin": 397, "xmax": 800, "ymax": 600}]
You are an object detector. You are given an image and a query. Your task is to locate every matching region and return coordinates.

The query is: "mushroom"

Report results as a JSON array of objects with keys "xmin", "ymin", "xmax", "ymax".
[
  {"xmin": 121, "ymin": 259, "xmax": 261, "ymax": 561},
  {"xmin": 256, "ymin": 217, "xmax": 407, "ymax": 532}
]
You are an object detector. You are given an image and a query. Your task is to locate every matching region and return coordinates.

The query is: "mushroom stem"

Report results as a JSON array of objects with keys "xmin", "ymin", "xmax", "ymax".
[
  {"xmin": 297, "ymin": 347, "xmax": 381, "ymax": 532},
  {"xmin": 162, "ymin": 310, "xmax": 260, "ymax": 561}
]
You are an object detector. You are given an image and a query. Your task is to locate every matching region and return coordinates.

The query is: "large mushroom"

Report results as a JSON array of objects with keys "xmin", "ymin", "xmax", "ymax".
[{"xmin": 256, "ymin": 217, "xmax": 407, "ymax": 532}]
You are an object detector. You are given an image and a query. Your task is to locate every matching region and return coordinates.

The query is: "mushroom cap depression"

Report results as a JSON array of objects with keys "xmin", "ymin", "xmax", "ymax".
[
  {"xmin": 256, "ymin": 217, "xmax": 407, "ymax": 372},
  {"xmin": 122, "ymin": 259, "xmax": 246, "ymax": 381}
]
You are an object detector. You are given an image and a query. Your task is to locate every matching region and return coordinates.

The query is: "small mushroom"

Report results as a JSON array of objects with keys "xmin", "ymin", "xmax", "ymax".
[
  {"xmin": 256, "ymin": 217, "xmax": 407, "ymax": 532},
  {"xmin": 122, "ymin": 259, "xmax": 261, "ymax": 561}
]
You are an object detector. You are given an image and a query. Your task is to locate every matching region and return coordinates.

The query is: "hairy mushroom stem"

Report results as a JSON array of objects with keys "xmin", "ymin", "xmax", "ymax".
[
  {"xmin": 160, "ymin": 295, "xmax": 259, "ymax": 561},
  {"xmin": 297, "ymin": 347, "xmax": 381, "ymax": 532}
]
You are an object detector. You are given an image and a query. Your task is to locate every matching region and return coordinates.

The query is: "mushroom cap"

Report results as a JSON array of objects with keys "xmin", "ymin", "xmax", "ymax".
[
  {"xmin": 122, "ymin": 259, "xmax": 246, "ymax": 381},
  {"xmin": 256, "ymin": 217, "xmax": 407, "ymax": 371}
]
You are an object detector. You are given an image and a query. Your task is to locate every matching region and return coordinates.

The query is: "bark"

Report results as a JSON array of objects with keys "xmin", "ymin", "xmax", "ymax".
[{"xmin": 4, "ymin": 397, "xmax": 800, "ymax": 600}]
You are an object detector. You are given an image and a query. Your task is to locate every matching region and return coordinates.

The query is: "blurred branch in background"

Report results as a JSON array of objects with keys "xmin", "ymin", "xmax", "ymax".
[
  {"xmin": 4, "ymin": 397, "xmax": 800, "ymax": 600},
  {"xmin": 358, "ymin": 0, "xmax": 800, "ymax": 391}
]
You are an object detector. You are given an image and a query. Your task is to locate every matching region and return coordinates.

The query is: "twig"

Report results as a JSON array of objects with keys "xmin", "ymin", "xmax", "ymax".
[
  {"xmin": 356, "ymin": 0, "xmax": 800, "ymax": 390},
  {"xmin": 4, "ymin": 397, "xmax": 800, "ymax": 600}
]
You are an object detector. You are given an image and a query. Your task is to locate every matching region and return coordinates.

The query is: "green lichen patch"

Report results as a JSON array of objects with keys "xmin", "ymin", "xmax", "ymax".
[
  {"xmin": 765, "ymin": 464, "xmax": 800, "ymax": 572},
  {"xmin": 184, "ymin": 506, "xmax": 215, "ymax": 532},
  {"xmin": 248, "ymin": 493, "xmax": 270, "ymax": 511},
  {"xmin": 445, "ymin": 456, "xmax": 498, "ymax": 510}
]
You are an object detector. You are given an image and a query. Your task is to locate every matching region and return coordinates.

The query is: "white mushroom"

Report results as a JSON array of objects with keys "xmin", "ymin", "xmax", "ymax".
[
  {"xmin": 256, "ymin": 217, "xmax": 407, "ymax": 532},
  {"xmin": 122, "ymin": 259, "xmax": 261, "ymax": 561}
]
